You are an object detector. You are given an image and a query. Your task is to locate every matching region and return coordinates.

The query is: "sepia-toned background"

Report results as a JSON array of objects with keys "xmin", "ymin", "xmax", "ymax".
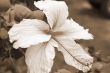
[{"xmin": 0, "ymin": 0, "xmax": 110, "ymax": 73}]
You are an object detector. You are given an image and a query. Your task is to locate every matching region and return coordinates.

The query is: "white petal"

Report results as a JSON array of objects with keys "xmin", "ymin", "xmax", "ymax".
[
  {"xmin": 49, "ymin": 39, "xmax": 58, "ymax": 48},
  {"xmin": 34, "ymin": 1, "xmax": 68, "ymax": 29},
  {"xmin": 54, "ymin": 19, "xmax": 93, "ymax": 40},
  {"xmin": 55, "ymin": 37, "xmax": 93, "ymax": 72},
  {"xmin": 25, "ymin": 40, "xmax": 55, "ymax": 73},
  {"xmin": 8, "ymin": 19, "xmax": 51, "ymax": 49},
  {"xmin": 41, "ymin": 0, "xmax": 55, "ymax": 1}
]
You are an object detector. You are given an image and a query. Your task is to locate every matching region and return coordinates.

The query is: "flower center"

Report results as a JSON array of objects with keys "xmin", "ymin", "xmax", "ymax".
[
  {"xmin": 50, "ymin": 30, "xmax": 65, "ymax": 37},
  {"xmin": 43, "ymin": 29, "xmax": 64, "ymax": 37}
]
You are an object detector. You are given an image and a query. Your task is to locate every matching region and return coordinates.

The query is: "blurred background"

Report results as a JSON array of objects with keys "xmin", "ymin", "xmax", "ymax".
[{"xmin": 0, "ymin": 0, "xmax": 110, "ymax": 73}]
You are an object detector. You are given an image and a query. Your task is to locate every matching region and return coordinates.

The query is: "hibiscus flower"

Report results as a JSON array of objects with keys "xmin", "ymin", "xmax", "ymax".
[{"xmin": 8, "ymin": 1, "xmax": 93, "ymax": 73}]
